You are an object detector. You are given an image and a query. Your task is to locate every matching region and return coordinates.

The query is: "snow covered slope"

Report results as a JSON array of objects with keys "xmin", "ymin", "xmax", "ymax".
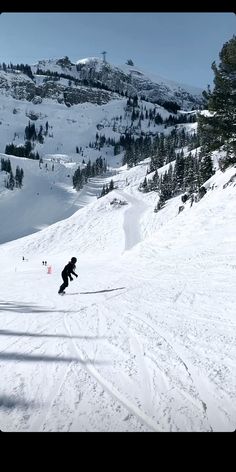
[
  {"xmin": 75, "ymin": 57, "xmax": 203, "ymax": 109},
  {"xmin": 0, "ymin": 92, "xmax": 175, "ymax": 243},
  {"xmin": 0, "ymin": 154, "xmax": 235, "ymax": 432},
  {"xmin": 0, "ymin": 55, "xmax": 203, "ymax": 110}
]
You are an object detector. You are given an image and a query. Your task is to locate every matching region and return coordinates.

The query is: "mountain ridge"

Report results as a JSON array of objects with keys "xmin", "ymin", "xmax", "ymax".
[{"xmin": 0, "ymin": 55, "xmax": 204, "ymax": 110}]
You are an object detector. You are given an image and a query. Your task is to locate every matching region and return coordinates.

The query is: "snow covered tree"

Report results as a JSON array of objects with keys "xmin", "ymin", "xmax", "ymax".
[
  {"xmin": 198, "ymin": 35, "xmax": 236, "ymax": 166},
  {"xmin": 100, "ymin": 185, "xmax": 106, "ymax": 197},
  {"xmin": 109, "ymin": 179, "xmax": 114, "ymax": 191},
  {"xmin": 1, "ymin": 157, "xmax": 12, "ymax": 173},
  {"xmin": 151, "ymin": 170, "xmax": 159, "ymax": 191},
  {"xmin": 25, "ymin": 122, "xmax": 36, "ymax": 141},
  {"xmin": 8, "ymin": 170, "xmax": 15, "ymax": 190},
  {"xmin": 139, "ymin": 176, "xmax": 148, "ymax": 192},
  {"xmin": 174, "ymin": 150, "xmax": 185, "ymax": 192},
  {"xmin": 15, "ymin": 166, "xmax": 24, "ymax": 188},
  {"xmin": 199, "ymin": 152, "xmax": 214, "ymax": 185},
  {"xmin": 37, "ymin": 125, "xmax": 44, "ymax": 144}
]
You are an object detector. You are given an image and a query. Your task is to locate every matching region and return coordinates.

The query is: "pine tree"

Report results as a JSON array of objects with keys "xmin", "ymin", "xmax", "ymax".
[
  {"xmin": 8, "ymin": 170, "xmax": 15, "ymax": 190},
  {"xmin": 151, "ymin": 170, "xmax": 159, "ymax": 191},
  {"xmin": 199, "ymin": 152, "xmax": 214, "ymax": 185},
  {"xmin": 1, "ymin": 157, "xmax": 12, "ymax": 173},
  {"xmin": 109, "ymin": 179, "xmax": 114, "ymax": 191},
  {"xmin": 15, "ymin": 166, "xmax": 21, "ymax": 188},
  {"xmin": 174, "ymin": 150, "xmax": 185, "ymax": 191},
  {"xmin": 100, "ymin": 185, "xmax": 106, "ymax": 197},
  {"xmin": 37, "ymin": 125, "xmax": 44, "ymax": 144},
  {"xmin": 198, "ymin": 35, "xmax": 236, "ymax": 165},
  {"xmin": 140, "ymin": 176, "xmax": 148, "ymax": 192},
  {"xmin": 183, "ymin": 152, "xmax": 194, "ymax": 191},
  {"xmin": 25, "ymin": 140, "xmax": 32, "ymax": 157},
  {"xmin": 156, "ymin": 185, "xmax": 166, "ymax": 210},
  {"xmin": 73, "ymin": 167, "xmax": 82, "ymax": 190}
]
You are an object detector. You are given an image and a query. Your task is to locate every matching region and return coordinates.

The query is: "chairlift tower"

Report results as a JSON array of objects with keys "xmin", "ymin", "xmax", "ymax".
[{"xmin": 101, "ymin": 51, "xmax": 107, "ymax": 63}]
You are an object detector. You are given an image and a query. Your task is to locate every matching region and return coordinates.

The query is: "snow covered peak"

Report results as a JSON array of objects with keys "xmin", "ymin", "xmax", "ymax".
[
  {"xmin": 76, "ymin": 57, "xmax": 102, "ymax": 65},
  {"xmin": 118, "ymin": 63, "xmax": 203, "ymax": 97},
  {"xmin": 74, "ymin": 56, "xmax": 203, "ymax": 108}
]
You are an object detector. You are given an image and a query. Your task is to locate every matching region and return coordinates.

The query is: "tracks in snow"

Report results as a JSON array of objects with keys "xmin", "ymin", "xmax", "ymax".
[
  {"xmin": 116, "ymin": 190, "xmax": 148, "ymax": 251},
  {"xmin": 120, "ymin": 309, "xmax": 214, "ymax": 430},
  {"xmin": 62, "ymin": 307, "xmax": 162, "ymax": 432}
]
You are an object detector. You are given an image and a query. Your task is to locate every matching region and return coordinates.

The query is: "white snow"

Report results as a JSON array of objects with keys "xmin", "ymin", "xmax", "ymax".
[
  {"xmin": 0, "ymin": 61, "xmax": 234, "ymax": 432},
  {"xmin": 0, "ymin": 88, "xmax": 182, "ymax": 244},
  {"xmin": 118, "ymin": 63, "xmax": 203, "ymax": 96},
  {"xmin": 0, "ymin": 139, "xmax": 235, "ymax": 431}
]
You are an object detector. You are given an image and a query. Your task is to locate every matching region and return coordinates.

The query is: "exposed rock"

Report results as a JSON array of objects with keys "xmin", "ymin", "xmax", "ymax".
[{"xmin": 0, "ymin": 56, "xmax": 203, "ymax": 110}]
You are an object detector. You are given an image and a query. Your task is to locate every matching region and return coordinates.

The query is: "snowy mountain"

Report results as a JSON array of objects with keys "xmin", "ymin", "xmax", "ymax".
[
  {"xmin": 0, "ymin": 56, "xmax": 203, "ymax": 109},
  {"xmin": 0, "ymin": 148, "xmax": 235, "ymax": 432},
  {"xmin": 0, "ymin": 55, "xmax": 235, "ymax": 432},
  {"xmin": 0, "ymin": 64, "xmax": 199, "ymax": 245},
  {"xmin": 0, "ymin": 92, "xmax": 176, "ymax": 243},
  {"xmin": 76, "ymin": 57, "xmax": 203, "ymax": 108}
]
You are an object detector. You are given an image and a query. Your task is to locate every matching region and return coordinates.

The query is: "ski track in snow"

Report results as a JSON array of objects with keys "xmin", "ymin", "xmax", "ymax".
[
  {"xmin": 62, "ymin": 308, "xmax": 161, "ymax": 432},
  {"xmin": 0, "ymin": 162, "xmax": 236, "ymax": 431},
  {"xmin": 117, "ymin": 190, "xmax": 148, "ymax": 251},
  {"xmin": 121, "ymin": 309, "xmax": 212, "ymax": 429}
]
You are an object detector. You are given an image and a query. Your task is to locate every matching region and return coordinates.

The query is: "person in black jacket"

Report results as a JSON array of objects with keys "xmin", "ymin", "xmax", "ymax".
[{"xmin": 58, "ymin": 257, "xmax": 78, "ymax": 294}]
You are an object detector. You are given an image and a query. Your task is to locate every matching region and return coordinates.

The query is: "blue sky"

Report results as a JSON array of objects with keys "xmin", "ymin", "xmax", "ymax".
[{"xmin": 0, "ymin": 12, "xmax": 235, "ymax": 88}]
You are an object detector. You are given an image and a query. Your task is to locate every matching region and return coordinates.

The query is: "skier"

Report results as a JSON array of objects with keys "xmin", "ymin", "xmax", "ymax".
[{"xmin": 58, "ymin": 257, "xmax": 78, "ymax": 295}]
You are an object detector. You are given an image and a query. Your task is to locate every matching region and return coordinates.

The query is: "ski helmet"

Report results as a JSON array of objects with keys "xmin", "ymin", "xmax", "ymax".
[{"xmin": 71, "ymin": 257, "xmax": 77, "ymax": 263}]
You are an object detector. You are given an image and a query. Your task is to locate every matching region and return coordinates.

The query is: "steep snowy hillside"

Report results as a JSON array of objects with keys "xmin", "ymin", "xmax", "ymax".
[
  {"xmin": 0, "ymin": 154, "xmax": 235, "ymax": 432},
  {"xmin": 0, "ymin": 149, "xmax": 121, "ymax": 244},
  {"xmin": 75, "ymin": 56, "xmax": 203, "ymax": 109},
  {"xmin": 117, "ymin": 62, "xmax": 203, "ymax": 106},
  {"xmin": 0, "ymin": 55, "xmax": 203, "ymax": 247},
  {"xmin": 0, "ymin": 152, "xmax": 82, "ymax": 243},
  {"xmin": 1, "ymin": 91, "xmax": 192, "ymax": 243},
  {"xmin": 0, "ymin": 55, "xmax": 203, "ymax": 110},
  {"xmin": 0, "ymin": 63, "xmax": 119, "ymax": 105},
  {"xmin": 0, "ymin": 93, "xmax": 174, "ymax": 157}
]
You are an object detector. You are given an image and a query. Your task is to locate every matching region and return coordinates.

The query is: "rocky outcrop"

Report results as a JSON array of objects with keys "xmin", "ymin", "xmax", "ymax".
[
  {"xmin": 0, "ymin": 70, "xmax": 120, "ymax": 105},
  {"xmin": 75, "ymin": 58, "xmax": 203, "ymax": 109},
  {"xmin": 0, "ymin": 56, "xmax": 204, "ymax": 110}
]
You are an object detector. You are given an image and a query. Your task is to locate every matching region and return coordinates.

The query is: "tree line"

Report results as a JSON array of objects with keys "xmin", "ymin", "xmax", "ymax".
[
  {"xmin": 0, "ymin": 62, "xmax": 33, "ymax": 80},
  {"xmin": 139, "ymin": 34, "xmax": 236, "ymax": 210},
  {"xmin": 1, "ymin": 157, "xmax": 24, "ymax": 190},
  {"xmin": 198, "ymin": 35, "xmax": 236, "ymax": 170},
  {"xmin": 99, "ymin": 179, "xmax": 115, "ymax": 198},
  {"xmin": 72, "ymin": 157, "xmax": 107, "ymax": 191},
  {"xmin": 4, "ymin": 121, "xmax": 50, "ymax": 160}
]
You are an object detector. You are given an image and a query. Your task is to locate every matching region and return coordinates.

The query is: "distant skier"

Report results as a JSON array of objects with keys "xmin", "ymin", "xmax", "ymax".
[{"xmin": 58, "ymin": 257, "xmax": 78, "ymax": 295}]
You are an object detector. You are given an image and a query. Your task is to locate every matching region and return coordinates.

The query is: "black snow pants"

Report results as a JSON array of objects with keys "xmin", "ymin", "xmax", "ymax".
[{"xmin": 59, "ymin": 272, "xmax": 69, "ymax": 293}]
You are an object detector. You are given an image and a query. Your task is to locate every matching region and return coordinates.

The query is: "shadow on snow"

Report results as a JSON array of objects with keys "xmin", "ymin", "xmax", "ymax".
[
  {"xmin": 79, "ymin": 286, "xmax": 126, "ymax": 295},
  {"xmin": 0, "ymin": 394, "xmax": 39, "ymax": 411},
  {"xmin": 0, "ymin": 329, "xmax": 108, "ymax": 341},
  {"xmin": 0, "ymin": 351, "xmax": 111, "ymax": 365}
]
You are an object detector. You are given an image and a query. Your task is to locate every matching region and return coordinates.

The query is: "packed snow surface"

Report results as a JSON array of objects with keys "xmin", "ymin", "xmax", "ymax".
[{"xmin": 0, "ymin": 154, "xmax": 235, "ymax": 432}]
